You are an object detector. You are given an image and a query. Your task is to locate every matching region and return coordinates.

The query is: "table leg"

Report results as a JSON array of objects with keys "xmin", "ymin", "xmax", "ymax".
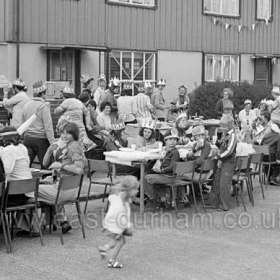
[
  {"xmin": 112, "ymin": 163, "xmax": 116, "ymax": 179},
  {"xmin": 140, "ymin": 162, "xmax": 145, "ymax": 214}
]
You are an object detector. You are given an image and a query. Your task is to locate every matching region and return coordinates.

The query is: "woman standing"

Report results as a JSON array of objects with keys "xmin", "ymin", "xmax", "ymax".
[
  {"xmin": 215, "ymin": 88, "xmax": 234, "ymax": 118},
  {"xmin": 172, "ymin": 85, "xmax": 190, "ymax": 115},
  {"xmin": 152, "ymin": 79, "xmax": 169, "ymax": 121},
  {"xmin": 54, "ymin": 87, "xmax": 96, "ymax": 152},
  {"xmin": 94, "ymin": 74, "xmax": 107, "ymax": 114}
]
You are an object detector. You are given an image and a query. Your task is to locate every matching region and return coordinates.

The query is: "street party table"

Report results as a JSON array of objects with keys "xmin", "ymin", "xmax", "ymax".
[{"xmin": 104, "ymin": 149, "xmax": 164, "ymax": 214}]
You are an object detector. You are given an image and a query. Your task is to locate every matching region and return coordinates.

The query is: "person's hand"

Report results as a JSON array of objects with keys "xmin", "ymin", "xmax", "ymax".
[{"xmin": 49, "ymin": 162, "xmax": 62, "ymax": 170}]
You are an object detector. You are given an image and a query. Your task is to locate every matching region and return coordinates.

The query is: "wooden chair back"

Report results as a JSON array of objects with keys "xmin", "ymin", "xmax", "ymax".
[
  {"xmin": 173, "ymin": 161, "xmax": 195, "ymax": 180},
  {"xmin": 253, "ymin": 145, "xmax": 269, "ymax": 156}
]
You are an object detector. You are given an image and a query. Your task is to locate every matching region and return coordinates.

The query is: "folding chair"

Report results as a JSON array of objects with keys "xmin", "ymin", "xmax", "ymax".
[
  {"xmin": 0, "ymin": 182, "xmax": 10, "ymax": 253},
  {"xmin": 3, "ymin": 178, "xmax": 43, "ymax": 252},
  {"xmin": 84, "ymin": 159, "xmax": 119, "ymax": 214},
  {"xmin": 176, "ymin": 161, "xmax": 198, "ymax": 212},
  {"xmin": 150, "ymin": 162, "xmax": 196, "ymax": 216},
  {"xmin": 253, "ymin": 145, "xmax": 280, "ymax": 189},
  {"xmin": 47, "ymin": 174, "xmax": 85, "ymax": 245},
  {"xmin": 197, "ymin": 159, "xmax": 217, "ymax": 213},
  {"xmin": 248, "ymin": 153, "xmax": 265, "ymax": 200},
  {"xmin": 232, "ymin": 156, "xmax": 252, "ymax": 211}
]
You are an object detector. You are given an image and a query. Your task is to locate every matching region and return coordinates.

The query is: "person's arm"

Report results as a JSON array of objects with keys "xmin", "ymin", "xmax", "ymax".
[
  {"xmin": 54, "ymin": 101, "xmax": 67, "ymax": 115},
  {"xmin": 42, "ymin": 106, "xmax": 55, "ymax": 144},
  {"xmin": 195, "ymin": 142, "xmax": 211, "ymax": 166},
  {"xmin": 2, "ymin": 94, "xmax": 21, "ymax": 108},
  {"xmin": 276, "ymin": 136, "xmax": 280, "ymax": 160},
  {"xmin": 43, "ymin": 144, "xmax": 56, "ymax": 168},
  {"xmin": 83, "ymin": 106, "xmax": 92, "ymax": 131},
  {"xmin": 219, "ymin": 134, "xmax": 237, "ymax": 159},
  {"xmin": 162, "ymin": 150, "xmax": 180, "ymax": 173}
]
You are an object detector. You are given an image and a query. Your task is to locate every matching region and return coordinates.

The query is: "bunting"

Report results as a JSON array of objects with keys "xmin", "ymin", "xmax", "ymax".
[{"xmin": 211, "ymin": 16, "xmax": 271, "ymax": 33}]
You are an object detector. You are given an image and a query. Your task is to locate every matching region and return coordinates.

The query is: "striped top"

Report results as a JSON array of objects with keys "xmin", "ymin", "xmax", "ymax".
[
  {"xmin": 134, "ymin": 93, "xmax": 152, "ymax": 119},
  {"xmin": 219, "ymin": 129, "xmax": 237, "ymax": 162}
]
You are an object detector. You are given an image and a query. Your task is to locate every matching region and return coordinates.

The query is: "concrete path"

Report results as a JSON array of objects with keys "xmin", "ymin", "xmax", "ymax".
[{"xmin": 1, "ymin": 180, "xmax": 280, "ymax": 280}]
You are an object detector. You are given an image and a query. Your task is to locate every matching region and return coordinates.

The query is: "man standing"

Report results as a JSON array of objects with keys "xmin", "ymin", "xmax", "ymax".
[
  {"xmin": 1, "ymin": 78, "xmax": 30, "ymax": 128},
  {"xmin": 152, "ymin": 79, "xmax": 169, "ymax": 121},
  {"xmin": 238, "ymin": 99, "xmax": 257, "ymax": 131},
  {"xmin": 22, "ymin": 81, "xmax": 55, "ymax": 168}
]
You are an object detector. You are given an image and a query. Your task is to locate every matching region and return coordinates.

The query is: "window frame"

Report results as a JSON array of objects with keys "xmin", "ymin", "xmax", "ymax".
[
  {"xmin": 108, "ymin": 49, "xmax": 157, "ymax": 95},
  {"xmin": 106, "ymin": 0, "xmax": 157, "ymax": 9},
  {"xmin": 255, "ymin": 0, "xmax": 273, "ymax": 21},
  {"xmin": 203, "ymin": 53, "xmax": 241, "ymax": 83},
  {"xmin": 254, "ymin": 58, "xmax": 272, "ymax": 84},
  {"xmin": 202, "ymin": 0, "xmax": 241, "ymax": 18}
]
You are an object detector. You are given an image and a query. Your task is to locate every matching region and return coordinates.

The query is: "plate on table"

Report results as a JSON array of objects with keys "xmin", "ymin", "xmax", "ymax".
[
  {"xmin": 119, "ymin": 148, "xmax": 135, "ymax": 152},
  {"xmin": 30, "ymin": 168, "xmax": 40, "ymax": 172}
]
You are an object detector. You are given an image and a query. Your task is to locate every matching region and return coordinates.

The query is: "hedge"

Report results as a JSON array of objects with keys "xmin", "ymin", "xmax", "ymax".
[{"xmin": 189, "ymin": 81, "xmax": 274, "ymax": 119}]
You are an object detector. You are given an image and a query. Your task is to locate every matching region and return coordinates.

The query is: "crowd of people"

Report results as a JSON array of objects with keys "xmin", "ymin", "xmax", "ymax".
[{"xmin": 0, "ymin": 74, "xmax": 280, "ymax": 267}]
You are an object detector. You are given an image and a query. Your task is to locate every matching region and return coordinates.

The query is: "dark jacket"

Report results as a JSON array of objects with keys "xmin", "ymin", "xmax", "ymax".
[
  {"xmin": 161, "ymin": 148, "xmax": 180, "ymax": 175},
  {"xmin": 261, "ymin": 130, "xmax": 280, "ymax": 160},
  {"xmin": 217, "ymin": 129, "xmax": 237, "ymax": 163},
  {"xmin": 188, "ymin": 141, "xmax": 211, "ymax": 166}
]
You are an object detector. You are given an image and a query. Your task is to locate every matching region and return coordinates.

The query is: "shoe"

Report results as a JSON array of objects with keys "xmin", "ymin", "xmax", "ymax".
[
  {"xmin": 61, "ymin": 221, "xmax": 72, "ymax": 234},
  {"xmin": 108, "ymin": 260, "xmax": 123, "ymax": 268},
  {"xmin": 270, "ymin": 179, "xmax": 280, "ymax": 186},
  {"xmin": 16, "ymin": 230, "xmax": 40, "ymax": 238}
]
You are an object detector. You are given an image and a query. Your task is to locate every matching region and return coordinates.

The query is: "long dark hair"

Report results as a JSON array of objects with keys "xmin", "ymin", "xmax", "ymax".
[{"xmin": 0, "ymin": 127, "xmax": 21, "ymax": 147}]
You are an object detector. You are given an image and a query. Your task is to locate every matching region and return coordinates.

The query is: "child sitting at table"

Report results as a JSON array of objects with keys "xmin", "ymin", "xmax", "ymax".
[
  {"xmin": 98, "ymin": 176, "xmax": 139, "ymax": 269},
  {"xmin": 175, "ymin": 113, "xmax": 190, "ymax": 146},
  {"xmin": 136, "ymin": 120, "xmax": 161, "ymax": 150},
  {"xmin": 145, "ymin": 128, "xmax": 180, "ymax": 208}
]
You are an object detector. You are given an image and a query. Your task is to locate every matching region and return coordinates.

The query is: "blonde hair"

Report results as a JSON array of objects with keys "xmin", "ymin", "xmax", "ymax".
[{"xmin": 111, "ymin": 176, "xmax": 139, "ymax": 194}]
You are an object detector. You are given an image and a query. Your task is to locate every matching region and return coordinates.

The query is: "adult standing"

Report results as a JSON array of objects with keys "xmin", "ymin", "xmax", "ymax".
[
  {"xmin": 117, "ymin": 82, "xmax": 137, "ymax": 124},
  {"xmin": 22, "ymin": 81, "xmax": 55, "ymax": 168},
  {"xmin": 54, "ymin": 87, "xmax": 96, "ymax": 152},
  {"xmin": 0, "ymin": 79, "xmax": 30, "ymax": 128},
  {"xmin": 80, "ymin": 74, "xmax": 95, "ymax": 99},
  {"xmin": 105, "ymin": 77, "xmax": 120, "ymax": 123},
  {"xmin": 172, "ymin": 85, "xmax": 190, "ymax": 115},
  {"xmin": 134, "ymin": 82, "xmax": 153, "ymax": 121},
  {"xmin": 215, "ymin": 88, "xmax": 234, "ymax": 118},
  {"xmin": 214, "ymin": 115, "xmax": 237, "ymax": 211},
  {"xmin": 238, "ymin": 99, "xmax": 257, "ymax": 131},
  {"xmin": 94, "ymin": 74, "xmax": 107, "ymax": 113},
  {"xmin": 152, "ymin": 79, "xmax": 169, "ymax": 121}
]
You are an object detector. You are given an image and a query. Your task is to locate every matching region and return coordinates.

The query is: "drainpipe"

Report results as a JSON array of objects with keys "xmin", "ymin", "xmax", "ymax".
[{"xmin": 16, "ymin": 0, "xmax": 20, "ymax": 78}]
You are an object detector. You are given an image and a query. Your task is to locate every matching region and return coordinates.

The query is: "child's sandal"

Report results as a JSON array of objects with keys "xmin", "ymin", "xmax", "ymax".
[
  {"xmin": 97, "ymin": 246, "xmax": 107, "ymax": 260},
  {"xmin": 108, "ymin": 260, "xmax": 123, "ymax": 268}
]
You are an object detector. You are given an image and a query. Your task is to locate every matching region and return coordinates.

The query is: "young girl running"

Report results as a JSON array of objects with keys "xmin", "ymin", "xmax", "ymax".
[{"xmin": 98, "ymin": 176, "xmax": 139, "ymax": 268}]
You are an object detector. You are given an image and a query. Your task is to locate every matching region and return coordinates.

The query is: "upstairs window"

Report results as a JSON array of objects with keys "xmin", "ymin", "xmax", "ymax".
[
  {"xmin": 107, "ymin": 0, "xmax": 156, "ymax": 8},
  {"xmin": 256, "ymin": 0, "xmax": 272, "ymax": 20},
  {"xmin": 205, "ymin": 54, "xmax": 239, "ymax": 82},
  {"xmin": 203, "ymin": 0, "xmax": 240, "ymax": 17}
]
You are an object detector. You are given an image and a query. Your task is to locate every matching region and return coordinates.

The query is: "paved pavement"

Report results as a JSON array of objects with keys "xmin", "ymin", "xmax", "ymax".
[{"xmin": 1, "ymin": 178, "xmax": 280, "ymax": 280}]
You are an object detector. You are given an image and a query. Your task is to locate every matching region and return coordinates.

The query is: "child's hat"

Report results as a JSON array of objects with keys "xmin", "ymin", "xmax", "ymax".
[
  {"xmin": 108, "ymin": 77, "xmax": 120, "ymax": 87},
  {"xmin": 111, "ymin": 122, "xmax": 126, "ymax": 131},
  {"xmin": 192, "ymin": 125, "xmax": 206, "ymax": 136},
  {"xmin": 164, "ymin": 128, "xmax": 179, "ymax": 141},
  {"xmin": 144, "ymin": 82, "xmax": 152, "ymax": 89},
  {"xmin": 142, "ymin": 119, "xmax": 156, "ymax": 130},
  {"xmin": 271, "ymin": 86, "xmax": 280, "ymax": 95},
  {"xmin": 175, "ymin": 113, "xmax": 188, "ymax": 124},
  {"xmin": 97, "ymin": 74, "xmax": 106, "ymax": 82},
  {"xmin": 33, "ymin": 80, "xmax": 47, "ymax": 94},
  {"xmin": 80, "ymin": 74, "xmax": 94, "ymax": 84},
  {"xmin": 157, "ymin": 78, "xmax": 166, "ymax": 86},
  {"xmin": 13, "ymin": 78, "xmax": 26, "ymax": 88},
  {"xmin": 244, "ymin": 99, "xmax": 252, "ymax": 105}
]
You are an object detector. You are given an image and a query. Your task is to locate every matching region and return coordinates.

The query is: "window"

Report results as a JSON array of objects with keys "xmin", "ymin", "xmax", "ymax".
[
  {"xmin": 256, "ymin": 0, "xmax": 272, "ymax": 20},
  {"xmin": 49, "ymin": 51, "xmax": 74, "ymax": 84},
  {"xmin": 205, "ymin": 54, "xmax": 239, "ymax": 82},
  {"xmin": 203, "ymin": 0, "xmax": 240, "ymax": 17},
  {"xmin": 254, "ymin": 58, "xmax": 272, "ymax": 84},
  {"xmin": 109, "ymin": 50, "xmax": 156, "ymax": 93},
  {"xmin": 107, "ymin": 0, "xmax": 156, "ymax": 8}
]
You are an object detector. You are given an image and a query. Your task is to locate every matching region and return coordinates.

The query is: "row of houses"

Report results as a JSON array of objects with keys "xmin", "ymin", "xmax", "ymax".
[{"xmin": 0, "ymin": 0, "xmax": 279, "ymax": 102}]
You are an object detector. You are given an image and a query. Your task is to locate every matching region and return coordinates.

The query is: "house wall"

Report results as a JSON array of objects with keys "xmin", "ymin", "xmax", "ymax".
[
  {"xmin": 240, "ymin": 54, "xmax": 254, "ymax": 83},
  {"xmin": 157, "ymin": 50, "xmax": 202, "ymax": 104}
]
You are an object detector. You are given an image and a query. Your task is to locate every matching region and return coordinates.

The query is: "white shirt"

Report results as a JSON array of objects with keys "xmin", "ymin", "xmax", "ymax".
[
  {"xmin": 0, "ymin": 144, "xmax": 32, "ymax": 181},
  {"xmin": 238, "ymin": 109, "xmax": 257, "ymax": 129},
  {"xmin": 103, "ymin": 193, "xmax": 131, "ymax": 234},
  {"xmin": 97, "ymin": 112, "xmax": 111, "ymax": 130},
  {"xmin": 134, "ymin": 93, "xmax": 152, "ymax": 119}
]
